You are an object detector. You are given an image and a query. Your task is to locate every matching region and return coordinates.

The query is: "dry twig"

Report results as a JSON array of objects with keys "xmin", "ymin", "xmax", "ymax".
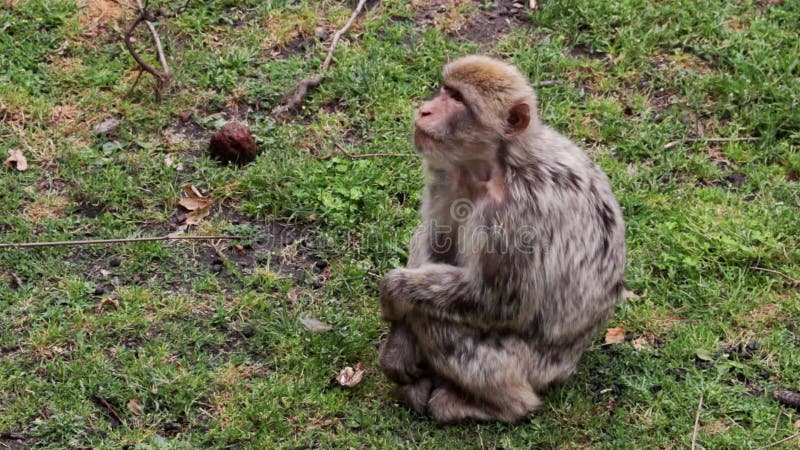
[
  {"xmin": 664, "ymin": 136, "xmax": 759, "ymax": 150},
  {"xmin": 0, "ymin": 235, "xmax": 243, "ymax": 249},
  {"xmin": 91, "ymin": 396, "xmax": 124, "ymax": 425},
  {"xmin": 773, "ymin": 390, "xmax": 800, "ymax": 409},
  {"xmin": 123, "ymin": 0, "xmax": 171, "ymax": 100},
  {"xmin": 751, "ymin": 267, "xmax": 800, "ymax": 287},
  {"xmin": 136, "ymin": 0, "xmax": 169, "ymax": 75},
  {"xmin": 691, "ymin": 395, "xmax": 703, "ymax": 450},
  {"xmin": 281, "ymin": 0, "xmax": 368, "ymax": 112},
  {"xmin": 0, "ymin": 432, "xmax": 25, "ymax": 440},
  {"xmin": 536, "ymin": 80, "xmax": 562, "ymax": 87},
  {"xmin": 316, "ymin": 143, "xmax": 417, "ymax": 160},
  {"xmin": 756, "ymin": 432, "xmax": 800, "ymax": 450}
]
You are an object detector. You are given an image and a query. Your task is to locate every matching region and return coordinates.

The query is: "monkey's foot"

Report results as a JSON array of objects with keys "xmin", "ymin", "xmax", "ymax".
[
  {"xmin": 426, "ymin": 386, "xmax": 495, "ymax": 423},
  {"xmin": 394, "ymin": 377, "xmax": 434, "ymax": 414},
  {"xmin": 379, "ymin": 327, "xmax": 426, "ymax": 385}
]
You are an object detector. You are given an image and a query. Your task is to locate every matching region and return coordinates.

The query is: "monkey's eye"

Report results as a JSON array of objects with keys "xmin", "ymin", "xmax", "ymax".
[{"xmin": 448, "ymin": 88, "xmax": 465, "ymax": 104}]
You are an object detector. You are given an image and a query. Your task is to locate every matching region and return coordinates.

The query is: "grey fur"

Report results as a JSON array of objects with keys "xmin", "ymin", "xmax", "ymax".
[{"xmin": 379, "ymin": 56, "xmax": 626, "ymax": 423}]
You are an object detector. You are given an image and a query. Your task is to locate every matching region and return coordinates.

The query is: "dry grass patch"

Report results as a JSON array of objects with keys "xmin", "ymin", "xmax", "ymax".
[
  {"xmin": 668, "ymin": 52, "xmax": 715, "ymax": 75},
  {"xmin": 50, "ymin": 103, "xmax": 82, "ymax": 128},
  {"xmin": 741, "ymin": 302, "xmax": 782, "ymax": 326},
  {"xmin": 78, "ymin": 0, "xmax": 127, "ymax": 38},
  {"xmin": 702, "ymin": 418, "xmax": 733, "ymax": 435},
  {"xmin": 260, "ymin": 6, "xmax": 322, "ymax": 51},
  {"xmin": 410, "ymin": 0, "xmax": 478, "ymax": 34},
  {"xmin": 22, "ymin": 194, "xmax": 70, "ymax": 223}
]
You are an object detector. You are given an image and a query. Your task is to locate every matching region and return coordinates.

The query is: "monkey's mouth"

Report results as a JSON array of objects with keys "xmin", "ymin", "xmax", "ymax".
[{"xmin": 414, "ymin": 128, "xmax": 442, "ymax": 150}]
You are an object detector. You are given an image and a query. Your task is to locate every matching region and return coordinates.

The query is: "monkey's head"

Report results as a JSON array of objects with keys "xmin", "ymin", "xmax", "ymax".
[{"xmin": 414, "ymin": 55, "xmax": 538, "ymax": 163}]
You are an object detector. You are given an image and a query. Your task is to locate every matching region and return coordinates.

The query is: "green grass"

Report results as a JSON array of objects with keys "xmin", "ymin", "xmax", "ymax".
[{"xmin": 1, "ymin": 0, "xmax": 798, "ymax": 448}]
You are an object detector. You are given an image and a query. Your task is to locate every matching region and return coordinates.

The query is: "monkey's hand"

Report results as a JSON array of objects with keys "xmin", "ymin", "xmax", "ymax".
[
  {"xmin": 381, "ymin": 264, "xmax": 498, "ymax": 327},
  {"xmin": 380, "ymin": 268, "xmax": 414, "ymax": 321}
]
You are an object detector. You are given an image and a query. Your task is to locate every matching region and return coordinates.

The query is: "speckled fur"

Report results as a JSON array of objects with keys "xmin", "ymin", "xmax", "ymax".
[{"xmin": 379, "ymin": 56, "xmax": 626, "ymax": 423}]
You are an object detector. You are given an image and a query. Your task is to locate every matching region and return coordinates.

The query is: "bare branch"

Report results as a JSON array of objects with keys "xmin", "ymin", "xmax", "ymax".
[
  {"xmin": 0, "ymin": 235, "xmax": 244, "ymax": 249},
  {"xmin": 123, "ymin": 68, "xmax": 145, "ymax": 99},
  {"xmin": 91, "ymin": 396, "xmax": 124, "ymax": 426},
  {"xmin": 283, "ymin": 77, "xmax": 323, "ymax": 112},
  {"xmin": 281, "ymin": 0, "xmax": 368, "ymax": 112},
  {"xmin": 751, "ymin": 266, "xmax": 800, "ymax": 287},
  {"xmin": 756, "ymin": 432, "xmax": 800, "ymax": 450},
  {"xmin": 691, "ymin": 395, "xmax": 703, "ymax": 450},
  {"xmin": 664, "ymin": 136, "xmax": 759, "ymax": 150},
  {"xmin": 136, "ymin": 0, "xmax": 169, "ymax": 75},
  {"xmin": 536, "ymin": 80, "xmax": 562, "ymax": 87},
  {"xmin": 316, "ymin": 143, "xmax": 418, "ymax": 160},
  {"xmin": 123, "ymin": 1, "xmax": 171, "ymax": 100},
  {"xmin": 320, "ymin": 0, "xmax": 368, "ymax": 73}
]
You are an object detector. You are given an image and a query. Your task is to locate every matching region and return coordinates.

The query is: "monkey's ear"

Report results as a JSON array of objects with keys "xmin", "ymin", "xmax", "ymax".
[{"xmin": 506, "ymin": 103, "xmax": 530, "ymax": 137}]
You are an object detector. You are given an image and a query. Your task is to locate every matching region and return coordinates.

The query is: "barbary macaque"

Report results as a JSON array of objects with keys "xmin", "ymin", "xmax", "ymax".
[{"xmin": 378, "ymin": 55, "xmax": 626, "ymax": 423}]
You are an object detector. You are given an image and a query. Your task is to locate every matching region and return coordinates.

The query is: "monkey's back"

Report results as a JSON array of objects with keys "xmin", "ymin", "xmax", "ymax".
[{"xmin": 500, "ymin": 126, "xmax": 626, "ymax": 349}]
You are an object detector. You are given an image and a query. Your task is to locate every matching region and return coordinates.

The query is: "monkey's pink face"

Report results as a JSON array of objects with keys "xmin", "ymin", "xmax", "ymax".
[{"xmin": 413, "ymin": 86, "xmax": 471, "ymax": 155}]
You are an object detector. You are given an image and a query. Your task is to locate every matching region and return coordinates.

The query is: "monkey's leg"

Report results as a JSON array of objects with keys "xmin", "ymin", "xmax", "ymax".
[
  {"xmin": 379, "ymin": 321, "xmax": 428, "ymax": 385},
  {"xmin": 426, "ymin": 381, "xmax": 497, "ymax": 423},
  {"xmin": 394, "ymin": 377, "xmax": 435, "ymax": 414},
  {"xmin": 408, "ymin": 315, "xmax": 540, "ymax": 423}
]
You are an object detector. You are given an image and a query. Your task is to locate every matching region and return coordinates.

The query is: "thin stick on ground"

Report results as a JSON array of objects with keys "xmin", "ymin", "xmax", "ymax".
[
  {"xmin": 691, "ymin": 395, "xmax": 703, "ymax": 450},
  {"xmin": 135, "ymin": 0, "xmax": 169, "ymax": 76},
  {"xmin": 756, "ymin": 432, "xmax": 800, "ymax": 450},
  {"xmin": 91, "ymin": 396, "xmax": 124, "ymax": 426},
  {"xmin": 282, "ymin": 0, "xmax": 368, "ymax": 112},
  {"xmin": 536, "ymin": 80, "xmax": 562, "ymax": 87},
  {"xmin": 123, "ymin": 68, "xmax": 145, "ymax": 99},
  {"xmin": 751, "ymin": 267, "xmax": 800, "ymax": 287},
  {"xmin": 316, "ymin": 143, "xmax": 418, "ymax": 160},
  {"xmin": 123, "ymin": 1, "xmax": 171, "ymax": 100},
  {"xmin": 664, "ymin": 136, "xmax": 759, "ymax": 149},
  {"xmin": 0, "ymin": 235, "xmax": 244, "ymax": 249}
]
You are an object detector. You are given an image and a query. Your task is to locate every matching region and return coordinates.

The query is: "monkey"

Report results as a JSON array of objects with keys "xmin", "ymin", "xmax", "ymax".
[{"xmin": 377, "ymin": 55, "xmax": 626, "ymax": 423}]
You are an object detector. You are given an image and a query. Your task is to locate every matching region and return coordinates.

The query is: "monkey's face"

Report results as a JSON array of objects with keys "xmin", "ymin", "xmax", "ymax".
[{"xmin": 413, "ymin": 86, "xmax": 495, "ymax": 162}]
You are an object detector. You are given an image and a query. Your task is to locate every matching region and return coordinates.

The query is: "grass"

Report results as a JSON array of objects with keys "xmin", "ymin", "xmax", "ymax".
[{"xmin": 0, "ymin": 0, "xmax": 798, "ymax": 448}]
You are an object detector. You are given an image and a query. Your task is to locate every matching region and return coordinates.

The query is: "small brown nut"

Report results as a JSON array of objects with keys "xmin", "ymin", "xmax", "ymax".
[{"xmin": 209, "ymin": 122, "xmax": 259, "ymax": 165}]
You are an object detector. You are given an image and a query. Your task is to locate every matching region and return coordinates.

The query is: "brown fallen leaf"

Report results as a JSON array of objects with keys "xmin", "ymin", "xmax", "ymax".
[
  {"xmin": 127, "ymin": 398, "xmax": 144, "ymax": 416},
  {"xmin": 167, "ymin": 225, "xmax": 187, "ymax": 238},
  {"xmin": 93, "ymin": 117, "xmax": 120, "ymax": 135},
  {"xmin": 622, "ymin": 289, "xmax": 639, "ymax": 300},
  {"xmin": 773, "ymin": 390, "xmax": 800, "ymax": 409},
  {"xmin": 179, "ymin": 184, "xmax": 213, "ymax": 226},
  {"xmin": 286, "ymin": 288, "xmax": 301, "ymax": 303},
  {"xmin": 631, "ymin": 334, "xmax": 654, "ymax": 350},
  {"xmin": 337, "ymin": 363, "xmax": 364, "ymax": 388},
  {"xmin": 300, "ymin": 316, "xmax": 333, "ymax": 333},
  {"xmin": 1, "ymin": 271, "xmax": 22, "ymax": 289},
  {"xmin": 95, "ymin": 298, "xmax": 119, "ymax": 313},
  {"xmin": 604, "ymin": 326, "xmax": 625, "ymax": 345},
  {"xmin": 4, "ymin": 149, "xmax": 28, "ymax": 171}
]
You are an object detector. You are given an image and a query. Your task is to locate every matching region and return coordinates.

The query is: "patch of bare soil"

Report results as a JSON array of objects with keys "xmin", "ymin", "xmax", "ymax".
[
  {"xmin": 410, "ymin": 0, "xmax": 532, "ymax": 49},
  {"xmin": 568, "ymin": 44, "xmax": 607, "ymax": 60},
  {"xmin": 0, "ymin": 435, "xmax": 30, "ymax": 450},
  {"xmin": 164, "ymin": 105, "xmax": 262, "ymax": 146},
  {"xmin": 757, "ymin": 0, "xmax": 784, "ymax": 10},
  {"xmin": 78, "ymin": 0, "xmax": 126, "ymax": 40},
  {"xmin": 456, "ymin": 1, "xmax": 533, "ymax": 48},
  {"xmin": 190, "ymin": 209, "xmax": 319, "ymax": 285},
  {"xmin": 81, "ymin": 204, "xmax": 324, "ymax": 300}
]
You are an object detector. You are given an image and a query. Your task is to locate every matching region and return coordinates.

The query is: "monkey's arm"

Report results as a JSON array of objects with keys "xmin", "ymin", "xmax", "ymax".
[
  {"xmin": 381, "ymin": 264, "xmax": 504, "ymax": 327},
  {"xmin": 406, "ymin": 225, "xmax": 429, "ymax": 269}
]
